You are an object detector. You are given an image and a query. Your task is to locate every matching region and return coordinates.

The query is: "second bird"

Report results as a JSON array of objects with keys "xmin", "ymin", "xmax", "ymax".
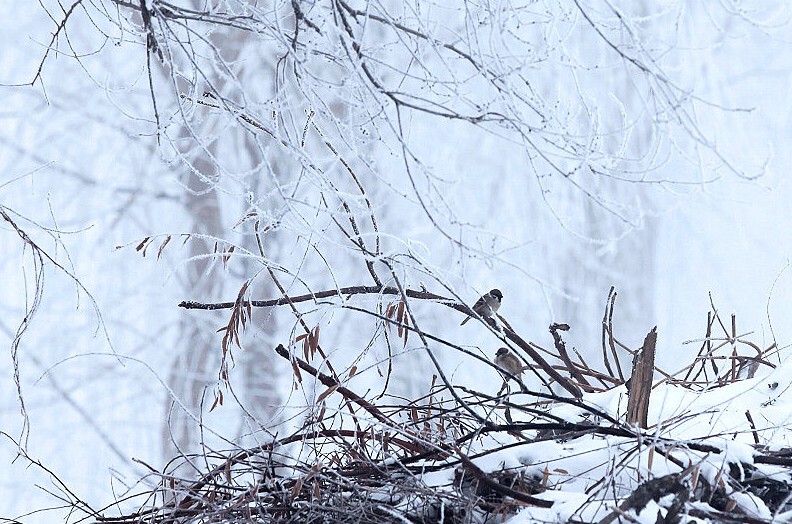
[
  {"xmin": 494, "ymin": 347, "xmax": 529, "ymax": 380},
  {"xmin": 460, "ymin": 288, "xmax": 503, "ymax": 325}
]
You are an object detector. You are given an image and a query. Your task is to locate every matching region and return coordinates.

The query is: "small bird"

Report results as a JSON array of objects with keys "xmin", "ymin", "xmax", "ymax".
[
  {"xmin": 460, "ymin": 288, "xmax": 503, "ymax": 325},
  {"xmin": 494, "ymin": 347, "xmax": 529, "ymax": 380}
]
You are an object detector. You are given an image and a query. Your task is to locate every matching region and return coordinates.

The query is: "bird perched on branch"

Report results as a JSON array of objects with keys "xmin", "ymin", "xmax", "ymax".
[
  {"xmin": 460, "ymin": 288, "xmax": 503, "ymax": 325},
  {"xmin": 494, "ymin": 347, "xmax": 529, "ymax": 380}
]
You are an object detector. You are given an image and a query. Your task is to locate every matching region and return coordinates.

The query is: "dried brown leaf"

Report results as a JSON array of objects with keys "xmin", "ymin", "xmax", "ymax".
[
  {"xmin": 305, "ymin": 462, "xmax": 323, "ymax": 480},
  {"xmin": 316, "ymin": 385, "xmax": 339, "ymax": 403},
  {"xmin": 309, "ymin": 325, "xmax": 320, "ymax": 356},
  {"xmin": 222, "ymin": 245, "xmax": 235, "ymax": 267},
  {"xmin": 237, "ymin": 281, "xmax": 250, "ymax": 300},
  {"xmin": 691, "ymin": 466, "xmax": 700, "ymax": 492},
  {"xmin": 135, "ymin": 237, "xmax": 150, "ymax": 252},
  {"xmin": 233, "ymin": 211, "xmax": 258, "ymax": 228},
  {"xmin": 291, "ymin": 477, "xmax": 303, "ymax": 503},
  {"xmin": 210, "ymin": 390, "xmax": 223, "ymax": 412},
  {"xmin": 291, "ymin": 359, "xmax": 302, "ymax": 382},
  {"xmin": 156, "ymin": 236, "xmax": 171, "ymax": 259}
]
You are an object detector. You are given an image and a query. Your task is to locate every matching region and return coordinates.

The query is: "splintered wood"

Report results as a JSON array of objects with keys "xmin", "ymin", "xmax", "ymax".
[{"xmin": 626, "ymin": 327, "xmax": 658, "ymax": 428}]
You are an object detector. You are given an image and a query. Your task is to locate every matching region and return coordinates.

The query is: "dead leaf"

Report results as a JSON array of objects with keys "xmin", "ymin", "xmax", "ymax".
[
  {"xmin": 317, "ymin": 385, "xmax": 339, "ymax": 403},
  {"xmin": 291, "ymin": 359, "xmax": 302, "ymax": 382},
  {"xmin": 210, "ymin": 390, "xmax": 223, "ymax": 411},
  {"xmin": 309, "ymin": 325, "xmax": 320, "ymax": 357},
  {"xmin": 222, "ymin": 245, "xmax": 235, "ymax": 266},
  {"xmin": 291, "ymin": 477, "xmax": 303, "ymax": 502},
  {"xmin": 156, "ymin": 236, "xmax": 171, "ymax": 259}
]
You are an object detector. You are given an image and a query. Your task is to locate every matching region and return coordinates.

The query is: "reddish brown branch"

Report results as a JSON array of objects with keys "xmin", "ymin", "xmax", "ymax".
[
  {"xmin": 179, "ymin": 285, "xmax": 454, "ymax": 311},
  {"xmin": 601, "ymin": 286, "xmax": 625, "ymax": 381},
  {"xmin": 550, "ymin": 322, "xmax": 592, "ymax": 391}
]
